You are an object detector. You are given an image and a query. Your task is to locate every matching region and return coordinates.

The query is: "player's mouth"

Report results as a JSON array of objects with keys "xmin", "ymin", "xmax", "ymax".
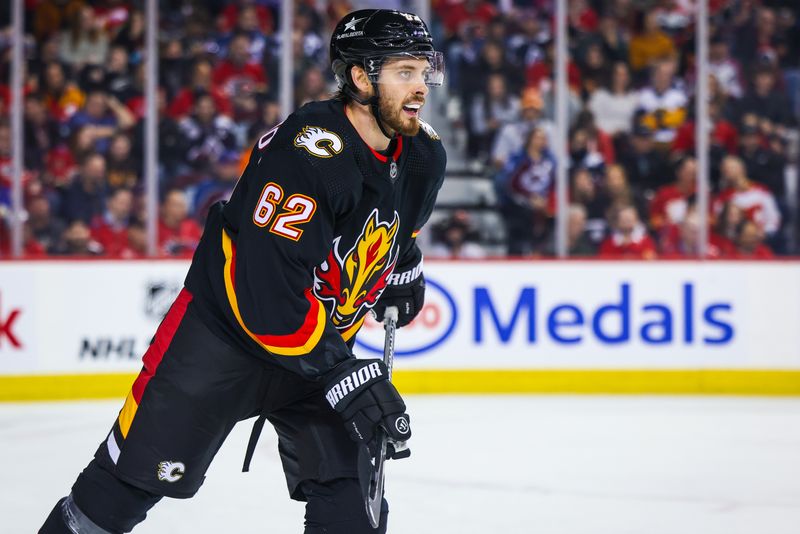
[{"xmin": 402, "ymin": 101, "xmax": 423, "ymax": 117}]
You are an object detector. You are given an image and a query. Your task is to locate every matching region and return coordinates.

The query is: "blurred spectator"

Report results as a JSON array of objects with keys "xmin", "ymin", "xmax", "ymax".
[
  {"xmin": 428, "ymin": 210, "xmax": 486, "ymax": 259},
  {"xmin": 570, "ymin": 167, "xmax": 608, "ymax": 244},
  {"xmin": 58, "ymin": 6, "xmax": 109, "ymax": 69},
  {"xmin": 650, "ymin": 156, "xmax": 696, "ymax": 232},
  {"xmin": 710, "ymin": 201, "xmax": 743, "ymax": 256},
  {"xmin": 708, "ymin": 36, "xmax": 744, "ymax": 99},
  {"xmin": 217, "ymin": 4, "xmax": 272, "ymax": 64},
  {"xmin": 733, "ymin": 219, "xmax": 774, "ymax": 259},
  {"xmin": 568, "ymin": 126, "xmax": 605, "ymax": 179},
  {"xmin": 67, "ymin": 89, "xmax": 136, "ymax": 154},
  {"xmin": 463, "ymin": 40, "xmax": 524, "ymax": 160},
  {"xmin": 577, "ymin": 41, "xmax": 609, "ymax": 99},
  {"xmin": 599, "ymin": 204, "xmax": 657, "ymax": 259},
  {"xmin": 713, "ymin": 155, "xmax": 781, "ymax": 239},
  {"xmin": 40, "ymin": 61, "xmax": 85, "ymax": 122},
  {"xmin": 526, "ymin": 39, "xmax": 582, "ymax": 99},
  {"xmin": 133, "ymin": 89, "xmax": 183, "ymax": 181},
  {"xmin": 672, "ymin": 97, "xmax": 739, "ymax": 158},
  {"xmin": 158, "ymin": 189, "xmax": 201, "ymax": 256},
  {"xmin": 658, "ymin": 209, "xmax": 718, "ymax": 258},
  {"xmin": 106, "ymin": 133, "xmax": 140, "ymax": 191},
  {"xmin": 178, "ymin": 92, "xmax": 238, "ymax": 171},
  {"xmin": 436, "ymin": 0, "xmax": 497, "ymax": 38},
  {"xmin": 119, "ymin": 221, "xmax": 148, "ymax": 259},
  {"xmin": 247, "ymin": 100, "xmax": 281, "ymax": 145},
  {"xmin": 33, "ymin": 0, "xmax": 85, "ymax": 41},
  {"xmin": 470, "ymin": 73, "xmax": 520, "ymax": 163},
  {"xmin": 601, "ymin": 164, "xmax": 647, "ymax": 228},
  {"xmin": 568, "ymin": 0, "xmax": 599, "ymax": 34},
  {"xmin": 111, "ymin": 9, "xmax": 144, "ymax": 54},
  {"xmin": 597, "ymin": 15, "xmax": 628, "ymax": 64},
  {"xmin": 499, "ymin": 128, "xmax": 555, "ymax": 256},
  {"xmin": 295, "ymin": 65, "xmax": 329, "ymax": 109},
  {"xmin": 737, "ymin": 66, "xmax": 793, "ymax": 128},
  {"xmin": 566, "ymin": 203, "xmax": 596, "ymax": 256},
  {"xmin": 618, "ymin": 122, "xmax": 671, "ymax": 194},
  {"xmin": 738, "ymin": 123, "xmax": 785, "ymax": 199},
  {"xmin": 159, "ymin": 39, "xmax": 191, "ymax": 102},
  {"xmin": 91, "ymin": 188, "xmax": 133, "ymax": 256},
  {"xmin": 168, "ymin": 59, "xmax": 232, "ymax": 120},
  {"xmin": 52, "ymin": 220, "xmax": 104, "ymax": 255},
  {"xmin": 292, "ymin": 4, "xmax": 327, "ymax": 74},
  {"xmin": 59, "ymin": 152, "xmax": 107, "ymax": 224},
  {"xmin": 192, "ymin": 150, "xmax": 241, "ymax": 222},
  {"xmin": 508, "ymin": 10, "xmax": 546, "ymax": 68},
  {"xmin": 24, "ymin": 93, "xmax": 61, "ymax": 172},
  {"xmin": 628, "ymin": 11, "xmax": 676, "ymax": 74},
  {"xmin": 213, "ymin": 33, "xmax": 268, "ymax": 99},
  {"xmin": 733, "ymin": 6, "xmax": 780, "ymax": 68},
  {"xmin": 588, "ymin": 62, "xmax": 639, "ymax": 138},
  {"xmin": 220, "ymin": 0, "xmax": 274, "ymax": 36},
  {"xmin": 637, "ymin": 59, "xmax": 688, "ymax": 146},
  {"xmin": 491, "ymin": 87, "xmax": 552, "ymax": 170},
  {"xmin": 27, "ymin": 195, "xmax": 66, "ymax": 253}
]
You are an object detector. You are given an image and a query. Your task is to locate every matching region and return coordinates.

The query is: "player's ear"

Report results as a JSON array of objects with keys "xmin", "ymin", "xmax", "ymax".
[{"xmin": 350, "ymin": 65, "xmax": 373, "ymax": 98}]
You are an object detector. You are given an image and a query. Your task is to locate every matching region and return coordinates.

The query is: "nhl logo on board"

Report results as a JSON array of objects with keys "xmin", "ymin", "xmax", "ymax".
[{"xmin": 389, "ymin": 161, "xmax": 398, "ymax": 181}]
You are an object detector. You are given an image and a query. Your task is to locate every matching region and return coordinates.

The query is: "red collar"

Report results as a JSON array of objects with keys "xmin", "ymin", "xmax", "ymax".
[{"xmin": 367, "ymin": 135, "xmax": 403, "ymax": 163}]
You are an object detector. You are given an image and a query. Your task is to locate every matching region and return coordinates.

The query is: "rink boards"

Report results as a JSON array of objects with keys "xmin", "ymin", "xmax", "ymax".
[{"xmin": 1, "ymin": 259, "xmax": 799, "ymax": 399}]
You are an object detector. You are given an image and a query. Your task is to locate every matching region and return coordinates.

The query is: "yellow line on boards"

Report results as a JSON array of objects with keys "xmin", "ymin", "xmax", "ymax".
[{"xmin": 2, "ymin": 370, "xmax": 800, "ymax": 401}]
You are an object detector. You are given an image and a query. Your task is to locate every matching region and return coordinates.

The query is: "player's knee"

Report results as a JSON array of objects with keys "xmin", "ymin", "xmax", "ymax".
[
  {"xmin": 302, "ymin": 478, "xmax": 388, "ymax": 534},
  {"xmin": 69, "ymin": 459, "xmax": 162, "ymax": 533}
]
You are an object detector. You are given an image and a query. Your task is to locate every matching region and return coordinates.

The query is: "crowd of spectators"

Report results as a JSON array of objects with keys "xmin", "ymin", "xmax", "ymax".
[
  {"xmin": 0, "ymin": 0, "xmax": 336, "ymax": 257},
  {"xmin": 0, "ymin": 0, "xmax": 798, "ymax": 259},
  {"xmin": 432, "ymin": 0, "xmax": 799, "ymax": 259}
]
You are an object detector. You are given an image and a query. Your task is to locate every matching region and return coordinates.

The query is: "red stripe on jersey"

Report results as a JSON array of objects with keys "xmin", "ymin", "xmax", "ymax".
[
  {"xmin": 225, "ymin": 235, "xmax": 325, "ymax": 351},
  {"xmin": 131, "ymin": 288, "xmax": 193, "ymax": 404}
]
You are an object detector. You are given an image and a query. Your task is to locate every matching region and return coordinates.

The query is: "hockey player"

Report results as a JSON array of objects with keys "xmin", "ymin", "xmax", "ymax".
[{"xmin": 41, "ymin": 9, "xmax": 446, "ymax": 534}]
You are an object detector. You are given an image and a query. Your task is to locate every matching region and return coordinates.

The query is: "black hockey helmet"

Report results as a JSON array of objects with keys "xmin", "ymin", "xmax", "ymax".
[{"xmin": 330, "ymin": 9, "xmax": 444, "ymax": 137}]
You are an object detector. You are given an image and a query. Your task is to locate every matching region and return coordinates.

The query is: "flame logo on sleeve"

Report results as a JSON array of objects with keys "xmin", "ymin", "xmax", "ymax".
[{"xmin": 314, "ymin": 210, "xmax": 399, "ymax": 331}]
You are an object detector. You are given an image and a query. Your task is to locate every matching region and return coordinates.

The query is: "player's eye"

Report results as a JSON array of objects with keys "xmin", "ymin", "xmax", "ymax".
[{"xmin": 397, "ymin": 70, "xmax": 412, "ymax": 80}]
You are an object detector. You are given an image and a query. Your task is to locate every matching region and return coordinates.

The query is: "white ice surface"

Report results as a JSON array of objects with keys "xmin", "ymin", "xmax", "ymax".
[{"xmin": 2, "ymin": 395, "xmax": 800, "ymax": 534}]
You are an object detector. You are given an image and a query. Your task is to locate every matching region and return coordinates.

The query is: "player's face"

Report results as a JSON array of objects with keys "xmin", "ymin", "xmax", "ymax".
[{"xmin": 377, "ymin": 58, "xmax": 430, "ymax": 136}]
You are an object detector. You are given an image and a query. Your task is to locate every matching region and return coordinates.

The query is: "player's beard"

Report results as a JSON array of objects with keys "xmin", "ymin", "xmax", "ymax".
[{"xmin": 378, "ymin": 94, "xmax": 421, "ymax": 137}]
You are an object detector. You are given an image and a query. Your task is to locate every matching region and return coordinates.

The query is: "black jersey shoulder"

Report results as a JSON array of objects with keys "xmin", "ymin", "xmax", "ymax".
[
  {"xmin": 405, "ymin": 118, "xmax": 447, "ymax": 194},
  {"xmin": 411, "ymin": 119, "xmax": 446, "ymax": 177},
  {"xmin": 253, "ymin": 99, "xmax": 363, "ymax": 214}
]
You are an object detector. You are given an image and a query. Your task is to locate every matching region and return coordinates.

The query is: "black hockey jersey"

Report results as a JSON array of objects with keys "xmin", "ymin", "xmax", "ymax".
[{"xmin": 185, "ymin": 99, "xmax": 446, "ymax": 380}]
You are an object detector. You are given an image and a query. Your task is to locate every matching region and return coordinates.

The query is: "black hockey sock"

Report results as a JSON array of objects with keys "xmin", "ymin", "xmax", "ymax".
[
  {"xmin": 302, "ymin": 478, "xmax": 388, "ymax": 534},
  {"xmin": 70, "ymin": 459, "xmax": 162, "ymax": 533},
  {"xmin": 40, "ymin": 498, "xmax": 72, "ymax": 534}
]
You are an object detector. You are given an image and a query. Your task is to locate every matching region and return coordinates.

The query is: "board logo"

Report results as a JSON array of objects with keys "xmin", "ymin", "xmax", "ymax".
[
  {"xmin": 294, "ymin": 126, "xmax": 344, "ymax": 158},
  {"xmin": 355, "ymin": 278, "xmax": 458, "ymax": 357}
]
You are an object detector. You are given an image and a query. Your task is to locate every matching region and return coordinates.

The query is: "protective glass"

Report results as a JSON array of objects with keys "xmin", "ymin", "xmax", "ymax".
[{"xmin": 365, "ymin": 51, "xmax": 445, "ymax": 87}]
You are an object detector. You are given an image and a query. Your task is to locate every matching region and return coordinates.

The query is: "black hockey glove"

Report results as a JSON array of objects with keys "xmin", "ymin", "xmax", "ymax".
[
  {"xmin": 373, "ymin": 259, "xmax": 425, "ymax": 328},
  {"xmin": 324, "ymin": 358, "xmax": 411, "ymax": 460}
]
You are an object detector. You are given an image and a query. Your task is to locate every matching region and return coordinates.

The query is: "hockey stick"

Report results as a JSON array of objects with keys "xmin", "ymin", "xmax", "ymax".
[{"xmin": 365, "ymin": 305, "xmax": 399, "ymax": 529}]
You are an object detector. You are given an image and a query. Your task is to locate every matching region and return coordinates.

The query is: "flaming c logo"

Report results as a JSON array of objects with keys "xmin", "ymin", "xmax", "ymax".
[{"xmin": 314, "ymin": 210, "xmax": 399, "ymax": 329}]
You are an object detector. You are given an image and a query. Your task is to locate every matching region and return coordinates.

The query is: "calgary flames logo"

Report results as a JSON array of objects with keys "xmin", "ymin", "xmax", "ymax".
[
  {"xmin": 293, "ymin": 126, "xmax": 344, "ymax": 158},
  {"xmin": 314, "ymin": 210, "xmax": 399, "ymax": 329}
]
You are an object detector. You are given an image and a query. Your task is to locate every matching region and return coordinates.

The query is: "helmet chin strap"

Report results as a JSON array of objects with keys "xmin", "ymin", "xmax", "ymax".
[{"xmin": 343, "ymin": 72, "xmax": 396, "ymax": 140}]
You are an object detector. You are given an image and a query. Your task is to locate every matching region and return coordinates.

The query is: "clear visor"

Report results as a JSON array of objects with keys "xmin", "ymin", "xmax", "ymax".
[{"xmin": 364, "ymin": 51, "xmax": 445, "ymax": 87}]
